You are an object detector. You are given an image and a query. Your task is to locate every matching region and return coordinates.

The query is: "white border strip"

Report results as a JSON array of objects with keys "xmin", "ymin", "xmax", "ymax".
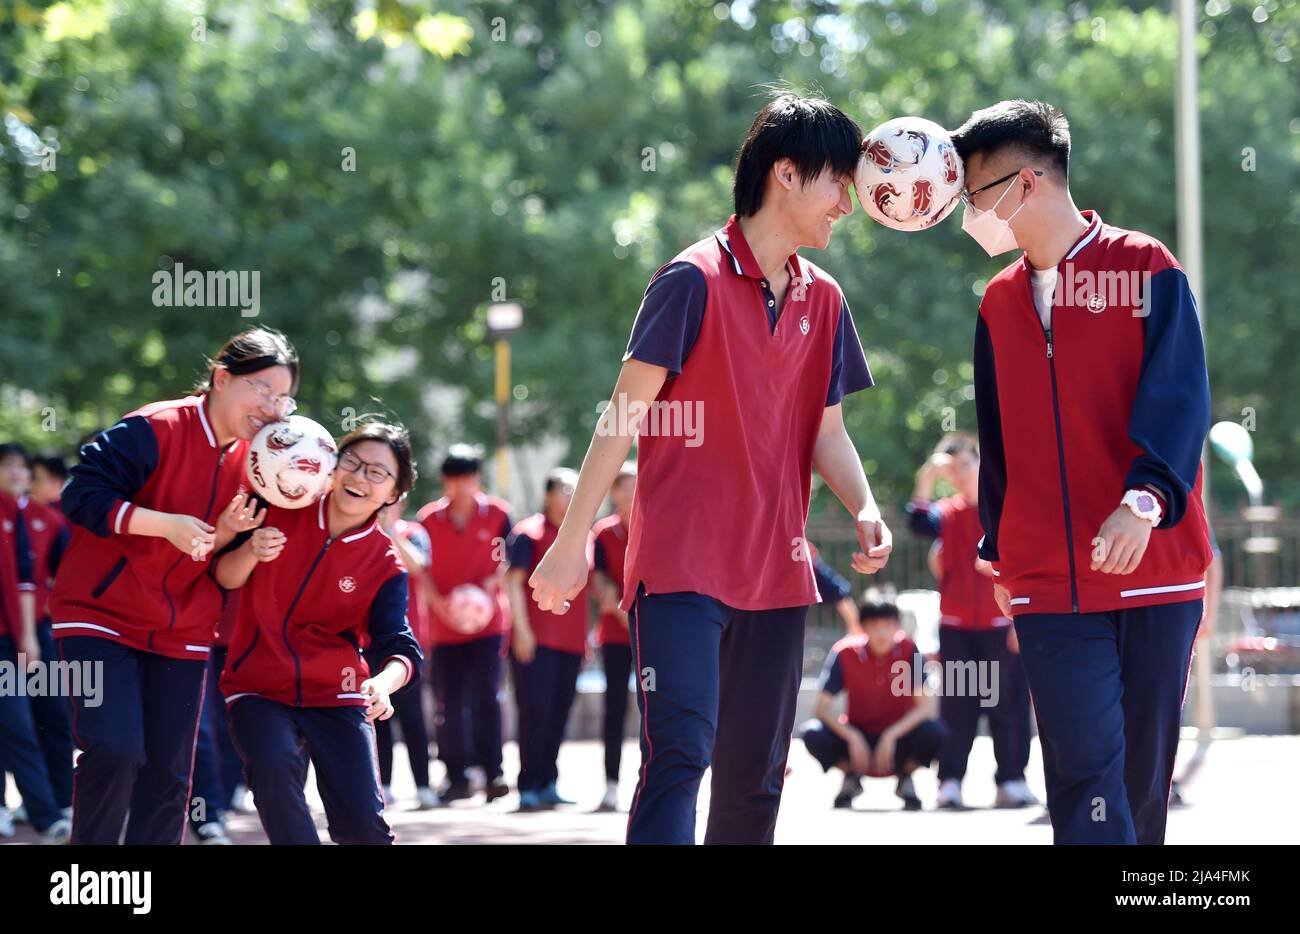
[
  {"xmin": 1120, "ymin": 580, "xmax": 1206, "ymax": 598},
  {"xmin": 52, "ymin": 621, "xmax": 121, "ymax": 637}
]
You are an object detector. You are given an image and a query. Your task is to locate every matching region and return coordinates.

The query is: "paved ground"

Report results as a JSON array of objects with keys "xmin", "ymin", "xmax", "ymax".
[{"xmin": 6, "ymin": 733, "xmax": 1295, "ymax": 844}]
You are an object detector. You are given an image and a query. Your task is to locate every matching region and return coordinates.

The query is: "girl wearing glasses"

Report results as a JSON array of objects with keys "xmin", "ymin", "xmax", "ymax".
[
  {"xmin": 216, "ymin": 419, "xmax": 423, "ymax": 845},
  {"xmin": 50, "ymin": 327, "xmax": 298, "ymax": 844}
]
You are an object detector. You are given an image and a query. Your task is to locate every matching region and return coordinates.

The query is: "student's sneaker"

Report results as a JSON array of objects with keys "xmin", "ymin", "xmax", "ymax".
[
  {"xmin": 40, "ymin": 817, "xmax": 72, "ymax": 845},
  {"xmin": 61, "ymin": 806, "xmax": 73, "ymax": 821},
  {"xmin": 229, "ymin": 783, "xmax": 255, "ymax": 814},
  {"xmin": 517, "ymin": 790, "xmax": 543, "ymax": 812},
  {"xmin": 0, "ymin": 808, "xmax": 14, "ymax": 839},
  {"xmin": 994, "ymin": 779, "xmax": 1040, "ymax": 809},
  {"xmin": 13, "ymin": 804, "xmax": 28, "ymax": 824},
  {"xmin": 597, "ymin": 780, "xmax": 619, "ymax": 812},
  {"xmin": 896, "ymin": 775, "xmax": 923, "ymax": 811},
  {"xmin": 415, "ymin": 786, "xmax": 441, "ymax": 810},
  {"xmin": 194, "ymin": 821, "xmax": 232, "ymax": 845},
  {"xmin": 833, "ymin": 773, "xmax": 863, "ymax": 809},
  {"xmin": 936, "ymin": 778, "xmax": 964, "ymax": 810},
  {"xmin": 438, "ymin": 779, "xmax": 474, "ymax": 803},
  {"xmin": 538, "ymin": 782, "xmax": 575, "ymax": 807},
  {"xmin": 484, "ymin": 777, "xmax": 510, "ymax": 803}
]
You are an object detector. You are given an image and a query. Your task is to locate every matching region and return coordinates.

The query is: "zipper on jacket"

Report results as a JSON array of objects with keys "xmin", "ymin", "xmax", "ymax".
[
  {"xmin": 161, "ymin": 448, "xmax": 230, "ymax": 637},
  {"xmin": 282, "ymin": 537, "xmax": 334, "ymax": 707},
  {"xmin": 1031, "ymin": 281, "xmax": 1080, "ymax": 613}
]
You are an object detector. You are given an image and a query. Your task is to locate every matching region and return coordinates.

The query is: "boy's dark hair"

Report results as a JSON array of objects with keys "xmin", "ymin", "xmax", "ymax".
[
  {"xmin": 33, "ymin": 451, "xmax": 69, "ymax": 480},
  {"xmin": 936, "ymin": 431, "xmax": 979, "ymax": 460},
  {"xmin": 733, "ymin": 92, "xmax": 863, "ymax": 217},
  {"xmin": 545, "ymin": 467, "xmax": 579, "ymax": 496},
  {"xmin": 199, "ymin": 327, "xmax": 300, "ymax": 395},
  {"xmin": 859, "ymin": 597, "xmax": 901, "ymax": 625},
  {"xmin": 441, "ymin": 443, "xmax": 484, "ymax": 478},
  {"xmin": 0, "ymin": 442, "xmax": 32, "ymax": 468},
  {"xmin": 338, "ymin": 418, "xmax": 417, "ymax": 501},
  {"xmin": 950, "ymin": 100, "xmax": 1071, "ymax": 180}
]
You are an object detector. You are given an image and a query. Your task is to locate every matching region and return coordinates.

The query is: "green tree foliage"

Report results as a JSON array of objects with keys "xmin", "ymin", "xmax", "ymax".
[{"xmin": 2, "ymin": 0, "xmax": 1295, "ymax": 510}]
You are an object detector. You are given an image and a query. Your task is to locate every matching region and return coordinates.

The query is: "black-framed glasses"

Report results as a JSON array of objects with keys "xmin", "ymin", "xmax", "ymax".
[
  {"xmin": 961, "ymin": 168, "xmax": 1044, "ymax": 208},
  {"xmin": 339, "ymin": 450, "xmax": 396, "ymax": 485},
  {"xmin": 240, "ymin": 376, "xmax": 297, "ymax": 418}
]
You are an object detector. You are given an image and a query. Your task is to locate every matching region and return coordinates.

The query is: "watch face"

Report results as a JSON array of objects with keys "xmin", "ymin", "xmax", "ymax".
[{"xmin": 1137, "ymin": 494, "xmax": 1155, "ymax": 513}]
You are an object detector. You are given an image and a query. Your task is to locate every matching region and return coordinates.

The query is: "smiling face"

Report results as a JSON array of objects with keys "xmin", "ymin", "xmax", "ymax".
[
  {"xmin": 209, "ymin": 364, "xmax": 297, "ymax": 442},
  {"xmin": 334, "ymin": 439, "xmax": 400, "ymax": 518},
  {"xmin": 781, "ymin": 161, "xmax": 855, "ymax": 250}
]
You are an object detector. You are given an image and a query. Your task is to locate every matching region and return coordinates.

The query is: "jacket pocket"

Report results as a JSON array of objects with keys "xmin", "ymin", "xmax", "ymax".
[
  {"xmin": 230, "ymin": 628, "xmax": 261, "ymax": 673},
  {"xmin": 91, "ymin": 557, "xmax": 128, "ymax": 599}
]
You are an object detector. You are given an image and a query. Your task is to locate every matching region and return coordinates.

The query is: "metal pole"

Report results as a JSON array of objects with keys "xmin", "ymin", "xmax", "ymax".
[
  {"xmin": 1174, "ymin": 0, "xmax": 1215, "ymax": 740},
  {"xmin": 495, "ymin": 337, "xmax": 511, "ymax": 498}
]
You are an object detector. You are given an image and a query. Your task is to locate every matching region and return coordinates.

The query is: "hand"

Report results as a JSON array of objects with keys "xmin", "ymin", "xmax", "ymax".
[
  {"xmin": 512, "ymin": 626, "xmax": 537, "ymax": 664},
  {"xmin": 19, "ymin": 630, "xmax": 40, "ymax": 668},
  {"xmin": 250, "ymin": 527, "xmax": 286, "ymax": 563},
  {"xmin": 845, "ymin": 730, "xmax": 873, "ymax": 775},
  {"xmin": 994, "ymin": 582, "xmax": 1012, "ymax": 617},
  {"xmin": 360, "ymin": 678, "xmax": 393, "ymax": 722},
  {"xmin": 1091, "ymin": 505, "xmax": 1154, "ymax": 575},
  {"xmin": 528, "ymin": 539, "xmax": 590, "ymax": 615},
  {"xmin": 166, "ymin": 514, "xmax": 216, "ymax": 560},
  {"xmin": 872, "ymin": 730, "xmax": 897, "ymax": 775},
  {"xmin": 851, "ymin": 516, "xmax": 892, "ymax": 575},
  {"xmin": 217, "ymin": 492, "xmax": 266, "ymax": 537},
  {"xmin": 1006, "ymin": 623, "xmax": 1020, "ymax": 655},
  {"xmin": 974, "ymin": 557, "xmax": 995, "ymax": 578}
]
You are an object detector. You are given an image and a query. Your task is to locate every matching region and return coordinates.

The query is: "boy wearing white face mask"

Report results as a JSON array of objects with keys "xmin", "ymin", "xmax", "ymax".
[{"xmin": 950, "ymin": 100, "xmax": 1212, "ymax": 845}]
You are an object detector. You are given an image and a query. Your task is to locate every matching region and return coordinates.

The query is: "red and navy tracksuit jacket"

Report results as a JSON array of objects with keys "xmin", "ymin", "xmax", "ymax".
[
  {"xmin": 907, "ymin": 494, "xmax": 1006, "ymax": 629},
  {"xmin": 220, "ymin": 492, "xmax": 423, "ymax": 708},
  {"xmin": 50, "ymin": 395, "xmax": 248, "ymax": 658},
  {"xmin": 592, "ymin": 513, "xmax": 629, "ymax": 647},
  {"xmin": 973, "ymin": 212, "xmax": 1212, "ymax": 616},
  {"xmin": 0, "ymin": 490, "xmax": 35, "ymax": 639},
  {"xmin": 19, "ymin": 495, "xmax": 69, "ymax": 623}
]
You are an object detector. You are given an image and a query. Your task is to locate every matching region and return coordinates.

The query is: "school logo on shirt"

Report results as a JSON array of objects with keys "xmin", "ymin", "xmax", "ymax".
[
  {"xmin": 1087, "ymin": 293, "xmax": 1107, "ymax": 313},
  {"xmin": 799, "ymin": 315, "xmax": 810, "ymax": 335},
  {"xmin": 338, "ymin": 576, "xmax": 356, "ymax": 593}
]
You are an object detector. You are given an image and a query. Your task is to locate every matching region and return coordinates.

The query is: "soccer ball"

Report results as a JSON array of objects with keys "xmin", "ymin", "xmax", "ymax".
[
  {"xmin": 447, "ymin": 584, "xmax": 494, "ymax": 635},
  {"xmin": 246, "ymin": 416, "xmax": 338, "ymax": 509},
  {"xmin": 855, "ymin": 117, "xmax": 964, "ymax": 232}
]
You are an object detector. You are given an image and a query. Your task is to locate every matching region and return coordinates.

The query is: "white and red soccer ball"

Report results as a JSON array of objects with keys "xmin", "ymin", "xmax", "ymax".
[
  {"xmin": 246, "ymin": 416, "xmax": 338, "ymax": 509},
  {"xmin": 447, "ymin": 584, "xmax": 494, "ymax": 635},
  {"xmin": 855, "ymin": 117, "xmax": 964, "ymax": 232}
]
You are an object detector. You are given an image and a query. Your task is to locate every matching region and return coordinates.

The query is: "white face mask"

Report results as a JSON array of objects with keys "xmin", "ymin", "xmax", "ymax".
[{"xmin": 961, "ymin": 178, "xmax": 1027, "ymax": 257}]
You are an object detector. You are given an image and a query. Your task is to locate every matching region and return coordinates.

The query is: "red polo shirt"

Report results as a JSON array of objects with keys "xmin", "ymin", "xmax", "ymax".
[
  {"xmin": 592, "ymin": 513, "xmax": 630, "ymax": 646},
  {"xmin": 821, "ymin": 633, "xmax": 923, "ymax": 735},
  {"xmin": 508, "ymin": 513, "xmax": 592, "ymax": 656},
  {"xmin": 18, "ymin": 495, "xmax": 68, "ymax": 623},
  {"xmin": 619, "ymin": 214, "xmax": 873, "ymax": 612},
  {"xmin": 417, "ymin": 494, "xmax": 513, "ymax": 646}
]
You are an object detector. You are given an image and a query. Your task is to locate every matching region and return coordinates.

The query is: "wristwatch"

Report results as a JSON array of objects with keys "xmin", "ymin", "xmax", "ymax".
[{"xmin": 1121, "ymin": 488, "xmax": 1163, "ymax": 526}]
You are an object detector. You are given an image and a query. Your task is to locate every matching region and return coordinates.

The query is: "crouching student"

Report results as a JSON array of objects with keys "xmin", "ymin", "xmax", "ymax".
[
  {"xmin": 798, "ymin": 597, "xmax": 946, "ymax": 810},
  {"xmin": 217, "ymin": 419, "xmax": 424, "ymax": 845}
]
